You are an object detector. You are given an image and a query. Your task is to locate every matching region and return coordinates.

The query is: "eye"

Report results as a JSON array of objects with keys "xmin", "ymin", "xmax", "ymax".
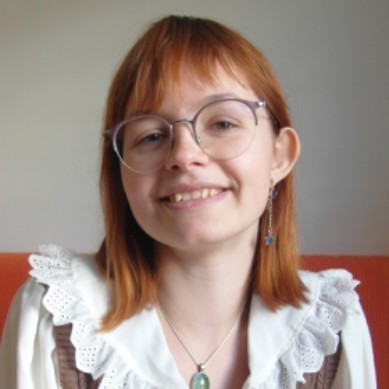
[
  {"xmin": 211, "ymin": 120, "xmax": 236, "ymax": 130},
  {"xmin": 123, "ymin": 118, "xmax": 169, "ymax": 147},
  {"xmin": 131, "ymin": 131, "xmax": 170, "ymax": 151},
  {"xmin": 137, "ymin": 132, "xmax": 167, "ymax": 145}
]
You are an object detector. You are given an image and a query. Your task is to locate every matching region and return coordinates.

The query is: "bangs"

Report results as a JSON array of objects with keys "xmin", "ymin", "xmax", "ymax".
[
  {"xmin": 106, "ymin": 15, "xmax": 288, "ymax": 131},
  {"xmin": 125, "ymin": 16, "xmax": 260, "ymax": 115}
]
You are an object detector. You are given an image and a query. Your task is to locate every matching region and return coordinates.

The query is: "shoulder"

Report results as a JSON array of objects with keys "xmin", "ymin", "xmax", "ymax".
[
  {"xmin": 299, "ymin": 268, "xmax": 365, "ymax": 346},
  {"xmin": 29, "ymin": 244, "xmax": 97, "ymax": 281},
  {"xmin": 302, "ymin": 269, "xmax": 377, "ymax": 388},
  {"xmin": 300, "ymin": 268, "xmax": 360, "ymax": 318},
  {"xmin": 27, "ymin": 245, "xmax": 180, "ymax": 388},
  {"xmin": 247, "ymin": 268, "xmax": 364, "ymax": 388},
  {"xmin": 28, "ymin": 244, "xmax": 109, "ymax": 325}
]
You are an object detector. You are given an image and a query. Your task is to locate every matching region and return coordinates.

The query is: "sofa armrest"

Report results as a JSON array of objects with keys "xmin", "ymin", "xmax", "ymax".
[{"xmin": 0, "ymin": 253, "xmax": 31, "ymax": 336}]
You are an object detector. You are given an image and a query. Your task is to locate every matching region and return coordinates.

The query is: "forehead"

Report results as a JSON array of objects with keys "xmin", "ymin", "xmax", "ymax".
[
  {"xmin": 124, "ymin": 57, "xmax": 259, "ymax": 118},
  {"xmin": 178, "ymin": 62, "xmax": 250, "ymax": 89},
  {"xmin": 156, "ymin": 63, "xmax": 257, "ymax": 111}
]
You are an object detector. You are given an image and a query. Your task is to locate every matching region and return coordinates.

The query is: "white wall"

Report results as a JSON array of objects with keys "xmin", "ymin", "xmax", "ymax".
[{"xmin": 1, "ymin": 0, "xmax": 388, "ymax": 254}]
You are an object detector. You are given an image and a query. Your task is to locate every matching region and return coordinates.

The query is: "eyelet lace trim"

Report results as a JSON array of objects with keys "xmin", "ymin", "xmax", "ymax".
[
  {"xmin": 29, "ymin": 245, "xmax": 161, "ymax": 389},
  {"xmin": 29, "ymin": 245, "xmax": 359, "ymax": 389},
  {"xmin": 249, "ymin": 270, "xmax": 359, "ymax": 389}
]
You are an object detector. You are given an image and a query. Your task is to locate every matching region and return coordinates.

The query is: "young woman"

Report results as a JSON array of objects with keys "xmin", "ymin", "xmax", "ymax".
[{"xmin": 0, "ymin": 15, "xmax": 376, "ymax": 389}]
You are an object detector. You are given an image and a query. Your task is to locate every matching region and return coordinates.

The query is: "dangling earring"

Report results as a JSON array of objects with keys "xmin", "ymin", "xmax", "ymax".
[{"xmin": 265, "ymin": 179, "xmax": 276, "ymax": 246}]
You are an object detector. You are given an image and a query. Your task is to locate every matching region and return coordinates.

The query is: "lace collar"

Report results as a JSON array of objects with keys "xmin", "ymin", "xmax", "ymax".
[{"xmin": 29, "ymin": 245, "xmax": 359, "ymax": 389}]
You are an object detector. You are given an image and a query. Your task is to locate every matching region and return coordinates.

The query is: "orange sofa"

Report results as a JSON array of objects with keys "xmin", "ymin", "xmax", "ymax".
[{"xmin": 1, "ymin": 253, "xmax": 388, "ymax": 387}]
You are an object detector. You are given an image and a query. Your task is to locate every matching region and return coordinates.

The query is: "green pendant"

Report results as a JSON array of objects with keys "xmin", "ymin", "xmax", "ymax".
[{"xmin": 191, "ymin": 371, "xmax": 210, "ymax": 389}]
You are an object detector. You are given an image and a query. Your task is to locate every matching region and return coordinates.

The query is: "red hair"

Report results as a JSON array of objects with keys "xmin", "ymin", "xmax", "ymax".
[{"xmin": 96, "ymin": 15, "xmax": 306, "ymax": 330}]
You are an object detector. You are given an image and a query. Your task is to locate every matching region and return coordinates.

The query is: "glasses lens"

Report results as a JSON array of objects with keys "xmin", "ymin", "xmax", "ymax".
[
  {"xmin": 114, "ymin": 116, "xmax": 171, "ymax": 173},
  {"xmin": 195, "ymin": 100, "xmax": 256, "ymax": 160}
]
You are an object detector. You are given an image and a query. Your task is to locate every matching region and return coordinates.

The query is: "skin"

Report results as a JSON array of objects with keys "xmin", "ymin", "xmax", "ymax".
[{"xmin": 121, "ymin": 67, "xmax": 300, "ymax": 388}]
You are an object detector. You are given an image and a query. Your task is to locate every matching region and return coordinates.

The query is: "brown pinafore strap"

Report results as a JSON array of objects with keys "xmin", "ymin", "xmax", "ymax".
[
  {"xmin": 297, "ymin": 339, "xmax": 342, "ymax": 389},
  {"xmin": 53, "ymin": 324, "xmax": 101, "ymax": 389},
  {"xmin": 54, "ymin": 324, "xmax": 342, "ymax": 389}
]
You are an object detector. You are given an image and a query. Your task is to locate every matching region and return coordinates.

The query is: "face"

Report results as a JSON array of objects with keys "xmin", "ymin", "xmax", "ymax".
[{"xmin": 120, "ymin": 67, "xmax": 294, "ymax": 256}]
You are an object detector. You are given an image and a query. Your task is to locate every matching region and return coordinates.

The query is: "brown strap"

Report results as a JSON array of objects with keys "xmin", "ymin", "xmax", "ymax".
[
  {"xmin": 53, "ymin": 324, "xmax": 101, "ymax": 389},
  {"xmin": 297, "ymin": 339, "xmax": 342, "ymax": 389}
]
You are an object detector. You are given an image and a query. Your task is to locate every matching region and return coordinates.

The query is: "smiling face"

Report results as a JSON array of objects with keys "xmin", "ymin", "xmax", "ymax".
[{"xmin": 120, "ymin": 67, "xmax": 297, "ymax": 256}]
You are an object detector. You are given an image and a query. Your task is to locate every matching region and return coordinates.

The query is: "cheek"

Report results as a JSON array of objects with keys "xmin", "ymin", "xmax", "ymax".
[
  {"xmin": 242, "ymin": 138, "xmax": 274, "ymax": 183},
  {"xmin": 240, "ymin": 136, "xmax": 274, "ymax": 209},
  {"xmin": 120, "ymin": 171, "xmax": 151, "ymax": 219},
  {"xmin": 245, "ymin": 171, "xmax": 270, "ymax": 216}
]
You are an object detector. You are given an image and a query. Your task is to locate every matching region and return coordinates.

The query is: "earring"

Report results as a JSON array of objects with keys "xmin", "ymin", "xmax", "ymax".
[{"xmin": 265, "ymin": 179, "xmax": 276, "ymax": 246}]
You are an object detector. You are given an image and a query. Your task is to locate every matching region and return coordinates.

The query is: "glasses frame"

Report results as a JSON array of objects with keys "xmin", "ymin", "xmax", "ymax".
[{"xmin": 105, "ymin": 98, "xmax": 279, "ymax": 173}]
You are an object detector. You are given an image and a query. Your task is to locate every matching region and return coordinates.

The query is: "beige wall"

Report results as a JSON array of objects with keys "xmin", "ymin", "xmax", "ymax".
[{"xmin": 1, "ymin": 0, "xmax": 388, "ymax": 254}]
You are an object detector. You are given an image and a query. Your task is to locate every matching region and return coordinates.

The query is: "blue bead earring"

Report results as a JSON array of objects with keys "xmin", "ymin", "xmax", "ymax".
[{"xmin": 265, "ymin": 179, "xmax": 276, "ymax": 246}]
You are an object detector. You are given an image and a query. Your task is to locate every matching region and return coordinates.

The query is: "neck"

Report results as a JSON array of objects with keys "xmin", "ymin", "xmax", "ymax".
[
  {"xmin": 156, "ymin": 240, "xmax": 254, "ymax": 340},
  {"xmin": 155, "ymin": 241, "xmax": 254, "ymax": 388}
]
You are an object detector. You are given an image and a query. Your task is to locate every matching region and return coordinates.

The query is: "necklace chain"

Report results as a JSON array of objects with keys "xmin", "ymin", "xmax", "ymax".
[{"xmin": 159, "ymin": 302, "xmax": 244, "ymax": 371}]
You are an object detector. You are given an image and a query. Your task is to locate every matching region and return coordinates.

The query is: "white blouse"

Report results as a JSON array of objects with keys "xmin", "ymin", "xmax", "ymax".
[{"xmin": 0, "ymin": 245, "xmax": 376, "ymax": 388}]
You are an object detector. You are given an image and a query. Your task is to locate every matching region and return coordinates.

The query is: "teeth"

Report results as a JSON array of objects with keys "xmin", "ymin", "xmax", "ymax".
[
  {"xmin": 169, "ymin": 188, "xmax": 221, "ymax": 203},
  {"xmin": 201, "ymin": 188, "xmax": 209, "ymax": 199},
  {"xmin": 192, "ymin": 190, "xmax": 201, "ymax": 200},
  {"xmin": 182, "ymin": 193, "xmax": 192, "ymax": 201},
  {"xmin": 209, "ymin": 188, "xmax": 217, "ymax": 196},
  {"xmin": 173, "ymin": 193, "xmax": 183, "ymax": 202}
]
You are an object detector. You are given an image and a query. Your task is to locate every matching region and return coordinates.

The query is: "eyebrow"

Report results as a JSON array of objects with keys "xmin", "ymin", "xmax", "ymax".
[
  {"xmin": 154, "ymin": 93, "xmax": 242, "ymax": 120},
  {"xmin": 201, "ymin": 93, "xmax": 238, "ymax": 105}
]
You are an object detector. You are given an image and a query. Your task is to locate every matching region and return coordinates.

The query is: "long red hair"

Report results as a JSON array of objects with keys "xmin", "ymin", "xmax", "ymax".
[{"xmin": 96, "ymin": 15, "xmax": 306, "ymax": 330}]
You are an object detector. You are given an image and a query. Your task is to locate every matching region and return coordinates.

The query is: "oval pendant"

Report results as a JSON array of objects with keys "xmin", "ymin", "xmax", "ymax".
[{"xmin": 191, "ymin": 371, "xmax": 210, "ymax": 389}]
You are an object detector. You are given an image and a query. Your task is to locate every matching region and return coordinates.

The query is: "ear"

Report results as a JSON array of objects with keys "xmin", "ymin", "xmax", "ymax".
[{"xmin": 270, "ymin": 127, "xmax": 300, "ymax": 184}]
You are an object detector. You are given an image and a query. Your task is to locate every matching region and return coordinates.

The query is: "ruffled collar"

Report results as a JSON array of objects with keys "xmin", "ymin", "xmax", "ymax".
[{"xmin": 29, "ymin": 245, "xmax": 359, "ymax": 389}]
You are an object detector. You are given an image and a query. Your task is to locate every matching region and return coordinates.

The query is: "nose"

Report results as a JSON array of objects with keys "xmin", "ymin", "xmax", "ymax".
[{"xmin": 164, "ymin": 121, "xmax": 209, "ymax": 171}]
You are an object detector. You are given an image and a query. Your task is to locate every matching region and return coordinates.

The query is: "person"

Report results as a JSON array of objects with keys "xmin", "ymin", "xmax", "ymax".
[{"xmin": 0, "ymin": 15, "xmax": 376, "ymax": 389}]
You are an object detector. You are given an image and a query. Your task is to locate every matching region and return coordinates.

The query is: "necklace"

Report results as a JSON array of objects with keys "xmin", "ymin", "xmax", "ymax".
[{"xmin": 159, "ymin": 303, "xmax": 244, "ymax": 389}]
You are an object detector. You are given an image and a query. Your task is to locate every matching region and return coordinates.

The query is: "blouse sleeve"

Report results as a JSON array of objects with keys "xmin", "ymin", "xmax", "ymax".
[
  {"xmin": 331, "ymin": 300, "xmax": 377, "ymax": 389},
  {"xmin": 0, "ymin": 278, "xmax": 60, "ymax": 389}
]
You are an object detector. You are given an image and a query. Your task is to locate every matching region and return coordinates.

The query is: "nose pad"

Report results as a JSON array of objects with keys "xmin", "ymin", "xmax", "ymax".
[
  {"xmin": 171, "ymin": 119, "xmax": 201, "ymax": 146},
  {"xmin": 165, "ymin": 121, "xmax": 208, "ymax": 170}
]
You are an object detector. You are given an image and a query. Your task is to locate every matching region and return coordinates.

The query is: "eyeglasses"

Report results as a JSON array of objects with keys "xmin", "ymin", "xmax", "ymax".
[{"xmin": 106, "ymin": 98, "xmax": 274, "ymax": 174}]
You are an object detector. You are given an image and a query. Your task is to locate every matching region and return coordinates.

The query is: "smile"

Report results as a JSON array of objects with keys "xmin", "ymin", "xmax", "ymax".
[{"xmin": 169, "ymin": 188, "xmax": 222, "ymax": 203}]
